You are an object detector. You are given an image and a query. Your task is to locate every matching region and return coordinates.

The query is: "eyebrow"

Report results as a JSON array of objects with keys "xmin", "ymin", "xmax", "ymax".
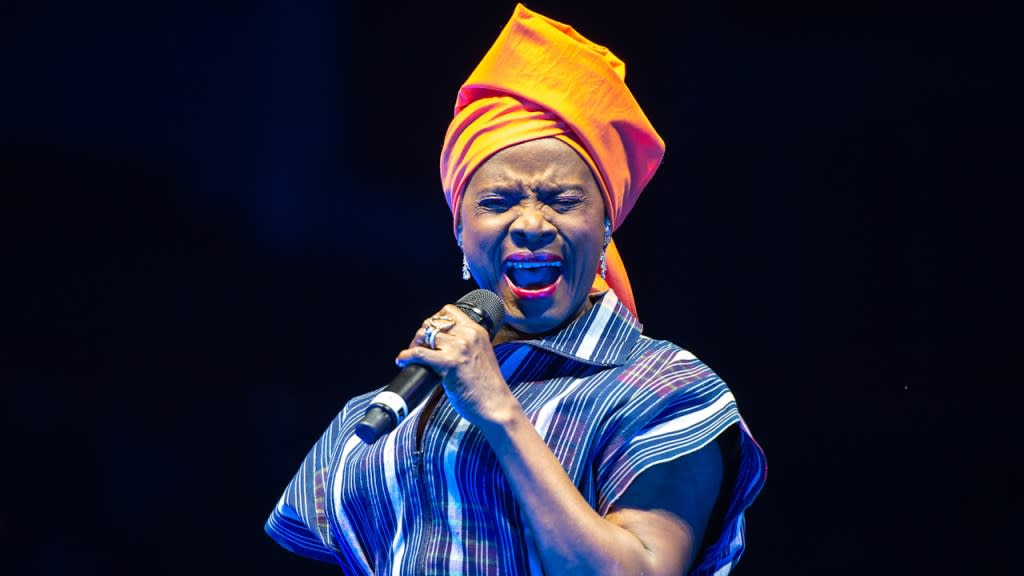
[{"xmin": 473, "ymin": 182, "xmax": 587, "ymax": 196}]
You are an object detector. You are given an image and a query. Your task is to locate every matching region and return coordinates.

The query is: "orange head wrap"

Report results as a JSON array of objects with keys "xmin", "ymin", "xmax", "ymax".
[{"xmin": 439, "ymin": 3, "xmax": 665, "ymax": 319}]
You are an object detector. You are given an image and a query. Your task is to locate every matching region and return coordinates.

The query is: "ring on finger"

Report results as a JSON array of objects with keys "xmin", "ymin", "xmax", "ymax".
[
  {"xmin": 423, "ymin": 325, "xmax": 439, "ymax": 350},
  {"xmin": 427, "ymin": 315, "xmax": 456, "ymax": 333}
]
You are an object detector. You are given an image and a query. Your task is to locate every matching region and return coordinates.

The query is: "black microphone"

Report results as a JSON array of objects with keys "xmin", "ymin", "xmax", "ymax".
[{"xmin": 354, "ymin": 289, "xmax": 506, "ymax": 444}]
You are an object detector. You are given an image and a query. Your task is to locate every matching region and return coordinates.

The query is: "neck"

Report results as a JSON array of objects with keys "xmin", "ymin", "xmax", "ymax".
[{"xmin": 491, "ymin": 293, "xmax": 598, "ymax": 346}]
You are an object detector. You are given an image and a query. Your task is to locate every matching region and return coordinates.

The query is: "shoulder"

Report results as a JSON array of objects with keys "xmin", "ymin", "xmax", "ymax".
[
  {"xmin": 628, "ymin": 334, "xmax": 703, "ymax": 366},
  {"xmin": 620, "ymin": 335, "xmax": 728, "ymax": 397}
]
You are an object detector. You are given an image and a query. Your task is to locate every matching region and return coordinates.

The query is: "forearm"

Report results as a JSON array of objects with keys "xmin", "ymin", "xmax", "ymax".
[{"xmin": 477, "ymin": 406, "xmax": 670, "ymax": 576}]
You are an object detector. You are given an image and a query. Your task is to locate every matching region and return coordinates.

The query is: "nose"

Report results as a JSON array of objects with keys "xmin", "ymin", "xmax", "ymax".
[{"xmin": 510, "ymin": 204, "xmax": 557, "ymax": 248}]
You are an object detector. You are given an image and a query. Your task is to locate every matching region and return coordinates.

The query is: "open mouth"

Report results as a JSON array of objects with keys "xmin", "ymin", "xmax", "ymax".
[{"xmin": 503, "ymin": 254, "xmax": 562, "ymax": 299}]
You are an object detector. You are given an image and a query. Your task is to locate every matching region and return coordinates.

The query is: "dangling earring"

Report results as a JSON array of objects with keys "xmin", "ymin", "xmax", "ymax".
[
  {"xmin": 458, "ymin": 231, "xmax": 471, "ymax": 281},
  {"xmin": 600, "ymin": 218, "xmax": 611, "ymax": 280}
]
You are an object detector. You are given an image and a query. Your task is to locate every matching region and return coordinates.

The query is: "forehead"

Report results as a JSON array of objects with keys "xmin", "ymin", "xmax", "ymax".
[{"xmin": 465, "ymin": 138, "xmax": 599, "ymax": 193}]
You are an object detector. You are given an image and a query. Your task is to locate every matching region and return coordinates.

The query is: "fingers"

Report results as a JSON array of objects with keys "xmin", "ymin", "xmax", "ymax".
[
  {"xmin": 401, "ymin": 303, "xmax": 490, "ymax": 366},
  {"xmin": 435, "ymin": 304, "xmax": 477, "ymax": 327},
  {"xmin": 395, "ymin": 337, "xmax": 451, "ymax": 376},
  {"xmin": 415, "ymin": 318, "xmax": 455, "ymax": 350},
  {"xmin": 415, "ymin": 324, "xmax": 452, "ymax": 351},
  {"xmin": 413, "ymin": 304, "xmax": 481, "ymax": 349}
]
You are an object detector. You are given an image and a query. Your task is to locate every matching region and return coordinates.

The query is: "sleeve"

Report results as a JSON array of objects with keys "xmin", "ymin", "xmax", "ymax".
[
  {"xmin": 594, "ymin": 348, "xmax": 768, "ymax": 576},
  {"xmin": 613, "ymin": 437, "xmax": 725, "ymax": 573},
  {"xmin": 264, "ymin": 402, "xmax": 353, "ymax": 566}
]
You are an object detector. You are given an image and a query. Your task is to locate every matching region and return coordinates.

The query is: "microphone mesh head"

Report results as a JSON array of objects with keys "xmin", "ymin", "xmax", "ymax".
[{"xmin": 455, "ymin": 289, "xmax": 506, "ymax": 338}]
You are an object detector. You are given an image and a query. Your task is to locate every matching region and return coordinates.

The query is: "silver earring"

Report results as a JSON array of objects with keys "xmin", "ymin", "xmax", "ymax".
[
  {"xmin": 458, "ymin": 232, "xmax": 471, "ymax": 281},
  {"xmin": 600, "ymin": 219, "xmax": 611, "ymax": 280}
]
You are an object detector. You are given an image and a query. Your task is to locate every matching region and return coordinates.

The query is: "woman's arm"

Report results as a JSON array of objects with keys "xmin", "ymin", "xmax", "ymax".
[
  {"xmin": 478, "ymin": 408, "xmax": 722, "ymax": 576},
  {"xmin": 396, "ymin": 304, "xmax": 724, "ymax": 576},
  {"xmin": 608, "ymin": 439, "xmax": 724, "ymax": 575}
]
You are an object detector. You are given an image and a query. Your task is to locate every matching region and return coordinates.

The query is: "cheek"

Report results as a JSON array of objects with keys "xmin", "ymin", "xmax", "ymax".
[
  {"xmin": 462, "ymin": 224, "xmax": 503, "ymax": 272},
  {"xmin": 580, "ymin": 216, "xmax": 607, "ymax": 254},
  {"xmin": 580, "ymin": 239, "xmax": 603, "ymax": 272},
  {"xmin": 566, "ymin": 228, "xmax": 605, "ymax": 277},
  {"xmin": 468, "ymin": 237, "xmax": 498, "ymax": 268}
]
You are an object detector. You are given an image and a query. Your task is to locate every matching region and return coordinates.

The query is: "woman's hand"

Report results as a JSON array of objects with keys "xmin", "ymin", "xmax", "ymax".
[
  {"xmin": 395, "ymin": 304, "xmax": 520, "ymax": 427},
  {"xmin": 397, "ymin": 305, "xmax": 697, "ymax": 576}
]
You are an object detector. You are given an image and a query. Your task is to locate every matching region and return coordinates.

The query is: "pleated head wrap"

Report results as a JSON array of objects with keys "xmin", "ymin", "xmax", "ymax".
[{"xmin": 440, "ymin": 3, "xmax": 664, "ymax": 319}]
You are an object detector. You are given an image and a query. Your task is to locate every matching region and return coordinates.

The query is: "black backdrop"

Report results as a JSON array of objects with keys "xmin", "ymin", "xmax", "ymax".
[{"xmin": 6, "ymin": 1, "xmax": 1020, "ymax": 574}]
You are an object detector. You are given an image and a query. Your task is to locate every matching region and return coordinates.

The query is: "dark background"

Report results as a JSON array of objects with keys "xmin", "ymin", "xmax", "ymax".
[{"xmin": 5, "ymin": 1, "xmax": 1020, "ymax": 574}]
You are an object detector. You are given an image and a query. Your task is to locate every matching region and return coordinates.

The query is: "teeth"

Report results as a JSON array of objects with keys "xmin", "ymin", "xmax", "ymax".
[{"xmin": 506, "ymin": 261, "xmax": 561, "ymax": 270}]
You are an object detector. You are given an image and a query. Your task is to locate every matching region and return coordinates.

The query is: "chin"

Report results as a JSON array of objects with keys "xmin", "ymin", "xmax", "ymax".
[
  {"xmin": 500, "ymin": 280, "xmax": 581, "ymax": 336},
  {"xmin": 506, "ymin": 308, "xmax": 564, "ymax": 336}
]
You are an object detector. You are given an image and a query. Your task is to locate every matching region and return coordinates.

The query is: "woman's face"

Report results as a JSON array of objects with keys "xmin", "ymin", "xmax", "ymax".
[{"xmin": 459, "ymin": 137, "xmax": 606, "ymax": 336}]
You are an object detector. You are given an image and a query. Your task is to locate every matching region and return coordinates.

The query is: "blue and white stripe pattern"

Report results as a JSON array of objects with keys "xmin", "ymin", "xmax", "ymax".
[{"xmin": 266, "ymin": 290, "xmax": 767, "ymax": 575}]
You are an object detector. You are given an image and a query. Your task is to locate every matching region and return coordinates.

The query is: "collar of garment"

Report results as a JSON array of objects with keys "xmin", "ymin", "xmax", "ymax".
[{"xmin": 499, "ymin": 289, "xmax": 643, "ymax": 367}]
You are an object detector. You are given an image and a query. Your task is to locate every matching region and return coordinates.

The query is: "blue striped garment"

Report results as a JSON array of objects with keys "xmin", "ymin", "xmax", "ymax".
[{"xmin": 266, "ymin": 290, "xmax": 767, "ymax": 575}]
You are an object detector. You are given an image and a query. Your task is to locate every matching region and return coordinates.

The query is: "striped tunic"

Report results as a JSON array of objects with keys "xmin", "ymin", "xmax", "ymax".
[{"xmin": 266, "ymin": 290, "xmax": 767, "ymax": 575}]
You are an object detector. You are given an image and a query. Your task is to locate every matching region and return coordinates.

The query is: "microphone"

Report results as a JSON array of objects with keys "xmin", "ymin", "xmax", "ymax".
[{"xmin": 354, "ymin": 288, "xmax": 506, "ymax": 444}]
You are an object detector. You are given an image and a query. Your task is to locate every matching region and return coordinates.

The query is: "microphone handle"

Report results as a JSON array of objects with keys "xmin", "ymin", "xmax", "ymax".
[
  {"xmin": 354, "ymin": 290, "xmax": 504, "ymax": 445},
  {"xmin": 354, "ymin": 364, "xmax": 439, "ymax": 444}
]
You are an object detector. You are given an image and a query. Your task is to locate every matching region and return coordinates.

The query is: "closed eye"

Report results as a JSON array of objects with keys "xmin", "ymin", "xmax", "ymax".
[
  {"xmin": 549, "ymin": 197, "xmax": 583, "ymax": 210},
  {"xmin": 477, "ymin": 195, "xmax": 514, "ymax": 212},
  {"xmin": 544, "ymin": 190, "xmax": 587, "ymax": 212}
]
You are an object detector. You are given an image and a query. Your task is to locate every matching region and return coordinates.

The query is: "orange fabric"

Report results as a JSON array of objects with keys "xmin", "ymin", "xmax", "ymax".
[{"xmin": 439, "ymin": 3, "xmax": 664, "ymax": 319}]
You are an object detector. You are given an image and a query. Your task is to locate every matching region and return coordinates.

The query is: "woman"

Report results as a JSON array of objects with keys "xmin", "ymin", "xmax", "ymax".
[{"xmin": 266, "ymin": 4, "xmax": 766, "ymax": 575}]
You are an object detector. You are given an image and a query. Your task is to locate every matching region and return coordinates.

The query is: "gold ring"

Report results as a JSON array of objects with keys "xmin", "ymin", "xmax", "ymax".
[{"xmin": 427, "ymin": 315, "xmax": 456, "ymax": 333}]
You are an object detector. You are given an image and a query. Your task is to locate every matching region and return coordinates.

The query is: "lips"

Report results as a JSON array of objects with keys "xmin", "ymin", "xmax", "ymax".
[{"xmin": 503, "ymin": 253, "xmax": 562, "ymax": 299}]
